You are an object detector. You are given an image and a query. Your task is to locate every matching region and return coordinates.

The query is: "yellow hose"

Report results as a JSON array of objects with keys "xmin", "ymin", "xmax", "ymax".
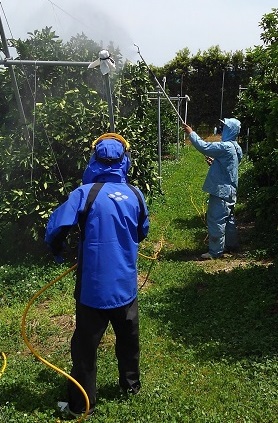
[
  {"xmin": 21, "ymin": 263, "xmax": 90, "ymax": 422},
  {"xmin": 0, "ymin": 352, "xmax": 7, "ymax": 377},
  {"xmin": 21, "ymin": 237, "xmax": 164, "ymax": 421},
  {"xmin": 138, "ymin": 237, "xmax": 163, "ymax": 260}
]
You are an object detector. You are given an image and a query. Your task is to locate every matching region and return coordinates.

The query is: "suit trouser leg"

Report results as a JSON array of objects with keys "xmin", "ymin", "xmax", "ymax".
[
  {"xmin": 225, "ymin": 205, "xmax": 239, "ymax": 250},
  {"xmin": 207, "ymin": 195, "xmax": 229, "ymax": 257},
  {"xmin": 68, "ymin": 302, "xmax": 108, "ymax": 412},
  {"xmin": 109, "ymin": 298, "xmax": 140, "ymax": 390}
]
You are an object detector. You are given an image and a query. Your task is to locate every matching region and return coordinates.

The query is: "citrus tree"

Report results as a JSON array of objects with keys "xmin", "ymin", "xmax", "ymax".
[
  {"xmin": 0, "ymin": 28, "xmax": 170, "ymax": 253},
  {"xmin": 153, "ymin": 45, "xmax": 256, "ymax": 129},
  {"xmin": 236, "ymin": 8, "xmax": 278, "ymax": 226}
]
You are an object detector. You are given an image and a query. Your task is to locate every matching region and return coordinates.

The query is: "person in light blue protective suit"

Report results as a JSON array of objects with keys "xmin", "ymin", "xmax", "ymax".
[
  {"xmin": 183, "ymin": 118, "xmax": 243, "ymax": 259},
  {"xmin": 45, "ymin": 133, "xmax": 149, "ymax": 418}
]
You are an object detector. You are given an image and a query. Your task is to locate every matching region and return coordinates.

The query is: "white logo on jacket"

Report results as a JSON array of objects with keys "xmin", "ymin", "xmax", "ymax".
[{"xmin": 108, "ymin": 192, "xmax": 129, "ymax": 201}]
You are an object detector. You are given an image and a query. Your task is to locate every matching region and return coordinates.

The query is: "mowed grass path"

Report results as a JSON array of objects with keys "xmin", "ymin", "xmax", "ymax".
[{"xmin": 0, "ymin": 145, "xmax": 277, "ymax": 422}]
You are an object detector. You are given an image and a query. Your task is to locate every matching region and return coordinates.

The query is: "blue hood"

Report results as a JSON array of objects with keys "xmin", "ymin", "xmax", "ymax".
[
  {"xmin": 221, "ymin": 118, "xmax": 241, "ymax": 141},
  {"xmin": 82, "ymin": 138, "xmax": 131, "ymax": 183}
]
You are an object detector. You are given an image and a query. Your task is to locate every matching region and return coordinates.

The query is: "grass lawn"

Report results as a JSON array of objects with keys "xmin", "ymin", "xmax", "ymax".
[{"xmin": 0, "ymin": 145, "xmax": 277, "ymax": 422}]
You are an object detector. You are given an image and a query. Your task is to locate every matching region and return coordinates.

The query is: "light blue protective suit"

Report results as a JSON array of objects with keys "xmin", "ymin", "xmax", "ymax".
[
  {"xmin": 188, "ymin": 118, "xmax": 243, "ymax": 257},
  {"xmin": 45, "ymin": 139, "xmax": 149, "ymax": 308}
]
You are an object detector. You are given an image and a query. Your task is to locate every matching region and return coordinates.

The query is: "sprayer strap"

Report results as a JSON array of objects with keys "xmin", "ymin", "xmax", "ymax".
[
  {"xmin": 79, "ymin": 183, "xmax": 104, "ymax": 239},
  {"xmin": 79, "ymin": 182, "xmax": 145, "ymax": 242},
  {"xmin": 127, "ymin": 184, "xmax": 146, "ymax": 241}
]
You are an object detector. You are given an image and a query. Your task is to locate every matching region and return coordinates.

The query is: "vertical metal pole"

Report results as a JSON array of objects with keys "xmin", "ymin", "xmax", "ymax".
[
  {"xmin": 220, "ymin": 69, "xmax": 225, "ymax": 120},
  {"xmin": 246, "ymin": 127, "xmax": 249, "ymax": 158},
  {"xmin": 184, "ymin": 99, "xmax": 188, "ymax": 124},
  {"xmin": 103, "ymin": 73, "xmax": 115, "ymax": 132},
  {"xmin": 157, "ymin": 89, "xmax": 162, "ymax": 188},
  {"xmin": 177, "ymin": 95, "xmax": 181, "ymax": 159},
  {"xmin": 0, "ymin": 15, "xmax": 30, "ymax": 144},
  {"xmin": 184, "ymin": 96, "xmax": 190, "ymax": 142}
]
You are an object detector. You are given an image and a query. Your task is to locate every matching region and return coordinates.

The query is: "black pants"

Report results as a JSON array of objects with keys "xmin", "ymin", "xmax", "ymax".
[{"xmin": 68, "ymin": 298, "xmax": 140, "ymax": 412}]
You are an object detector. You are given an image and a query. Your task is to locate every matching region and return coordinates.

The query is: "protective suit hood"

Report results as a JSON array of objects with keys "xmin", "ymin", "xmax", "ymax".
[
  {"xmin": 82, "ymin": 138, "xmax": 131, "ymax": 184},
  {"xmin": 221, "ymin": 118, "xmax": 241, "ymax": 142}
]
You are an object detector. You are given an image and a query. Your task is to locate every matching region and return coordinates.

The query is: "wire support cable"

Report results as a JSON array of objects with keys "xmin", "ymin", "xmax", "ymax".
[
  {"xmin": 0, "ymin": 3, "xmax": 70, "ymax": 196},
  {"xmin": 30, "ymin": 62, "xmax": 38, "ymax": 186}
]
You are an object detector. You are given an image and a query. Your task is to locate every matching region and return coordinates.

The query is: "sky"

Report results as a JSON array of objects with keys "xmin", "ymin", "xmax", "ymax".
[{"xmin": 0, "ymin": 0, "xmax": 276, "ymax": 66}]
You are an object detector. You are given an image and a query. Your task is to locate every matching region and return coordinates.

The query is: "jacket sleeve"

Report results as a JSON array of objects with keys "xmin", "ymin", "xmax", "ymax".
[
  {"xmin": 189, "ymin": 132, "xmax": 226, "ymax": 158},
  {"xmin": 137, "ymin": 190, "xmax": 150, "ymax": 242},
  {"xmin": 45, "ymin": 188, "xmax": 85, "ymax": 252},
  {"xmin": 234, "ymin": 142, "xmax": 243, "ymax": 163}
]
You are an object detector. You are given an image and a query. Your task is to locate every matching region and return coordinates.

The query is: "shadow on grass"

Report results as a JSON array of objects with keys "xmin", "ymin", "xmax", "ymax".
[
  {"xmin": 173, "ymin": 216, "xmax": 206, "ymax": 231},
  {"xmin": 167, "ymin": 216, "xmax": 208, "ymax": 259},
  {"xmin": 160, "ymin": 248, "xmax": 204, "ymax": 262},
  {"xmin": 164, "ymin": 213, "xmax": 278, "ymax": 261},
  {"xmin": 0, "ymin": 371, "xmax": 65, "ymax": 415},
  {"xmin": 0, "ymin": 369, "xmax": 125, "ymax": 416},
  {"xmin": 143, "ymin": 261, "xmax": 278, "ymax": 363}
]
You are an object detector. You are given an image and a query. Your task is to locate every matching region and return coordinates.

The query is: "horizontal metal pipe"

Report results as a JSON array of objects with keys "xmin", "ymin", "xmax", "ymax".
[
  {"xmin": 148, "ymin": 92, "xmax": 189, "ymax": 99},
  {"xmin": 148, "ymin": 96, "xmax": 190, "ymax": 101},
  {"xmin": 0, "ymin": 59, "xmax": 92, "ymax": 67}
]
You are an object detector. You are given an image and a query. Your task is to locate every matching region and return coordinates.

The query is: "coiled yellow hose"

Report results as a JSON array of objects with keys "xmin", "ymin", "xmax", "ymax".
[{"xmin": 21, "ymin": 263, "xmax": 90, "ymax": 422}]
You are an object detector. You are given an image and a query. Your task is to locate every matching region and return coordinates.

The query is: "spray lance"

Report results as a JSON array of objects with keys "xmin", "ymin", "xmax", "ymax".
[{"xmin": 134, "ymin": 44, "xmax": 186, "ymax": 126}]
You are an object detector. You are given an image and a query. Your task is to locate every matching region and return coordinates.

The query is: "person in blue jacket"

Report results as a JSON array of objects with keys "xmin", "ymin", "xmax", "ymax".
[
  {"xmin": 183, "ymin": 118, "xmax": 243, "ymax": 259},
  {"xmin": 45, "ymin": 133, "xmax": 149, "ymax": 418}
]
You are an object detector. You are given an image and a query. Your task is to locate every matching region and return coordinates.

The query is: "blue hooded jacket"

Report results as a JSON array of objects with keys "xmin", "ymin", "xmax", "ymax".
[
  {"xmin": 188, "ymin": 118, "xmax": 243, "ymax": 202},
  {"xmin": 45, "ymin": 138, "xmax": 149, "ymax": 309}
]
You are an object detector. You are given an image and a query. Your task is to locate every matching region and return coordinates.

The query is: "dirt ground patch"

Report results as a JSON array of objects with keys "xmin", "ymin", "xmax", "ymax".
[
  {"xmin": 194, "ymin": 253, "xmax": 273, "ymax": 274},
  {"xmin": 195, "ymin": 218, "xmax": 275, "ymax": 273}
]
